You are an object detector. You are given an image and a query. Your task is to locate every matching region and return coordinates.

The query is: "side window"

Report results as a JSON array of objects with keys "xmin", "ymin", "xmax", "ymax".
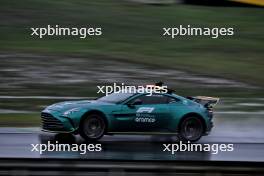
[
  {"xmin": 131, "ymin": 94, "xmax": 177, "ymax": 105},
  {"xmin": 167, "ymin": 97, "xmax": 179, "ymax": 104}
]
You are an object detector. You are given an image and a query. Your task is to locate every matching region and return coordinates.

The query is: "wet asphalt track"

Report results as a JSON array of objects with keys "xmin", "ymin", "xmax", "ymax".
[
  {"xmin": 1, "ymin": 97, "xmax": 264, "ymax": 162},
  {"xmin": 0, "ymin": 120, "xmax": 264, "ymax": 162}
]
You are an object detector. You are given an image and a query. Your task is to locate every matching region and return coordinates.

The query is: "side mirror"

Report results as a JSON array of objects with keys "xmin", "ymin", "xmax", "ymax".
[{"xmin": 127, "ymin": 99, "xmax": 142, "ymax": 107}]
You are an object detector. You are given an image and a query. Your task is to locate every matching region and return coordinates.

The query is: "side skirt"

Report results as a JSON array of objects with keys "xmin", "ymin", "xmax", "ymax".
[{"xmin": 107, "ymin": 131, "xmax": 179, "ymax": 135}]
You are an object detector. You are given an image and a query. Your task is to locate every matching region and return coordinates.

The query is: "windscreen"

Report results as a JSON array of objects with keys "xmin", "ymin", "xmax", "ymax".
[{"xmin": 97, "ymin": 93, "xmax": 135, "ymax": 103}]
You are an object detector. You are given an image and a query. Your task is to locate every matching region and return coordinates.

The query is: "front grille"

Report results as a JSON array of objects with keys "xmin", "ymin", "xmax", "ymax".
[{"xmin": 41, "ymin": 112, "xmax": 64, "ymax": 131}]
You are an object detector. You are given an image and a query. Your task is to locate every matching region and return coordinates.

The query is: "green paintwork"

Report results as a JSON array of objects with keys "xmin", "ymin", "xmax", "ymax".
[{"xmin": 41, "ymin": 93, "xmax": 213, "ymax": 135}]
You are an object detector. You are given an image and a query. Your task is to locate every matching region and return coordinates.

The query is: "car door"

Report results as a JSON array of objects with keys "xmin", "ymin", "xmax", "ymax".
[
  {"xmin": 110, "ymin": 103, "xmax": 139, "ymax": 132},
  {"xmin": 112, "ymin": 94, "xmax": 173, "ymax": 132},
  {"xmin": 133, "ymin": 94, "xmax": 173, "ymax": 132}
]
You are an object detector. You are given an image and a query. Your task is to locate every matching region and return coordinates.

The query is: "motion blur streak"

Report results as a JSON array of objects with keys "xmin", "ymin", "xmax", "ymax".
[
  {"xmin": 0, "ymin": 158, "xmax": 263, "ymax": 176},
  {"xmin": 0, "ymin": 0, "xmax": 263, "ymax": 175},
  {"xmin": 231, "ymin": 0, "xmax": 264, "ymax": 6}
]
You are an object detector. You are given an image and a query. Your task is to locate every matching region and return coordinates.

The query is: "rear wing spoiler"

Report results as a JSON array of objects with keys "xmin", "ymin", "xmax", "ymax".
[{"xmin": 187, "ymin": 96, "xmax": 220, "ymax": 109}]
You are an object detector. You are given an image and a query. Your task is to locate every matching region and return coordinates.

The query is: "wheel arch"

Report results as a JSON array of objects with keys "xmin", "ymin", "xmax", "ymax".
[
  {"xmin": 80, "ymin": 109, "xmax": 108, "ymax": 131},
  {"xmin": 178, "ymin": 112, "xmax": 207, "ymax": 134}
]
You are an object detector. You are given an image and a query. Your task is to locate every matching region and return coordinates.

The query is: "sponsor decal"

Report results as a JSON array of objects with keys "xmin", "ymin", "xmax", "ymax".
[
  {"xmin": 136, "ymin": 107, "xmax": 155, "ymax": 113},
  {"xmin": 135, "ymin": 107, "xmax": 156, "ymax": 123}
]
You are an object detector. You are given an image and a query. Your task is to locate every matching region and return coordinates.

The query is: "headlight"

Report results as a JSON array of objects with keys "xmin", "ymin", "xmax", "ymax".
[{"xmin": 63, "ymin": 108, "xmax": 80, "ymax": 116}]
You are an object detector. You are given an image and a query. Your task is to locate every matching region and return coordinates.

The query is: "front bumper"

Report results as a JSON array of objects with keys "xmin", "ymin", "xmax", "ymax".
[{"xmin": 41, "ymin": 111, "xmax": 76, "ymax": 133}]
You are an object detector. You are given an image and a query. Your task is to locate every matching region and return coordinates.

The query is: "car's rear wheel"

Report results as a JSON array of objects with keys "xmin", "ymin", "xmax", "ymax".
[
  {"xmin": 80, "ymin": 113, "xmax": 106, "ymax": 141},
  {"xmin": 178, "ymin": 116, "xmax": 203, "ymax": 142}
]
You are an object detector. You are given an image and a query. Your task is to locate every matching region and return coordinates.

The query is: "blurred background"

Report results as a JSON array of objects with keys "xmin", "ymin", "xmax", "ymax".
[
  {"xmin": 0, "ymin": 0, "xmax": 264, "ymax": 175},
  {"xmin": 0, "ymin": 0, "xmax": 263, "ymax": 127}
]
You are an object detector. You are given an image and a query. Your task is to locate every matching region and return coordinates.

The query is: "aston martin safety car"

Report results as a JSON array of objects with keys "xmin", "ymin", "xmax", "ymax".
[{"xmin": 41, "ymin": 84, "xmax": 219, "ymax": 142}]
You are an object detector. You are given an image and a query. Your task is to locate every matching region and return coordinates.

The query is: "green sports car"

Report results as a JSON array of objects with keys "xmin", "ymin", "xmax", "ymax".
[{"xmin": 41, "ymin": 90, "xmax": 218, "ymax": 142}]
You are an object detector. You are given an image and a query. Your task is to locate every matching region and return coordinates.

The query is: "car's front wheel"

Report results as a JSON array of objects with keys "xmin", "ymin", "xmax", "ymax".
[
  {"xmin": 80, "ymin": 113, "xmax": 106, "ymax": 141},
  {"xmin": 178, "ymin": 116, "xmax": 203, "ymax": 142}
]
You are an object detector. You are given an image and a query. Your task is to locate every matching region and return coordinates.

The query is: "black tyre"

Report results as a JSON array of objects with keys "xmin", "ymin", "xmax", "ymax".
[
  {"xmin": 80, "ymin": 113, "xmax": 106, "ymax": 141},
  {"xmin": 178, "ymin": 116, "xmax": 203, "ymax": 142}
]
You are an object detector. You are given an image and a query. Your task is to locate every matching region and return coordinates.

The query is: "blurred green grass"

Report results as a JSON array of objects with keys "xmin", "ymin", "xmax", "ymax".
[
  {"xmin": 0, "ymin": 113, "xmax": 39, "ymax": 127},
  {"xmin": 0, "ymin": 0, "xmax": 264, "ymax": 86},
  {"xmin": 1, "ymin": 0, "xmax": 263, "ymax": 127}
]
